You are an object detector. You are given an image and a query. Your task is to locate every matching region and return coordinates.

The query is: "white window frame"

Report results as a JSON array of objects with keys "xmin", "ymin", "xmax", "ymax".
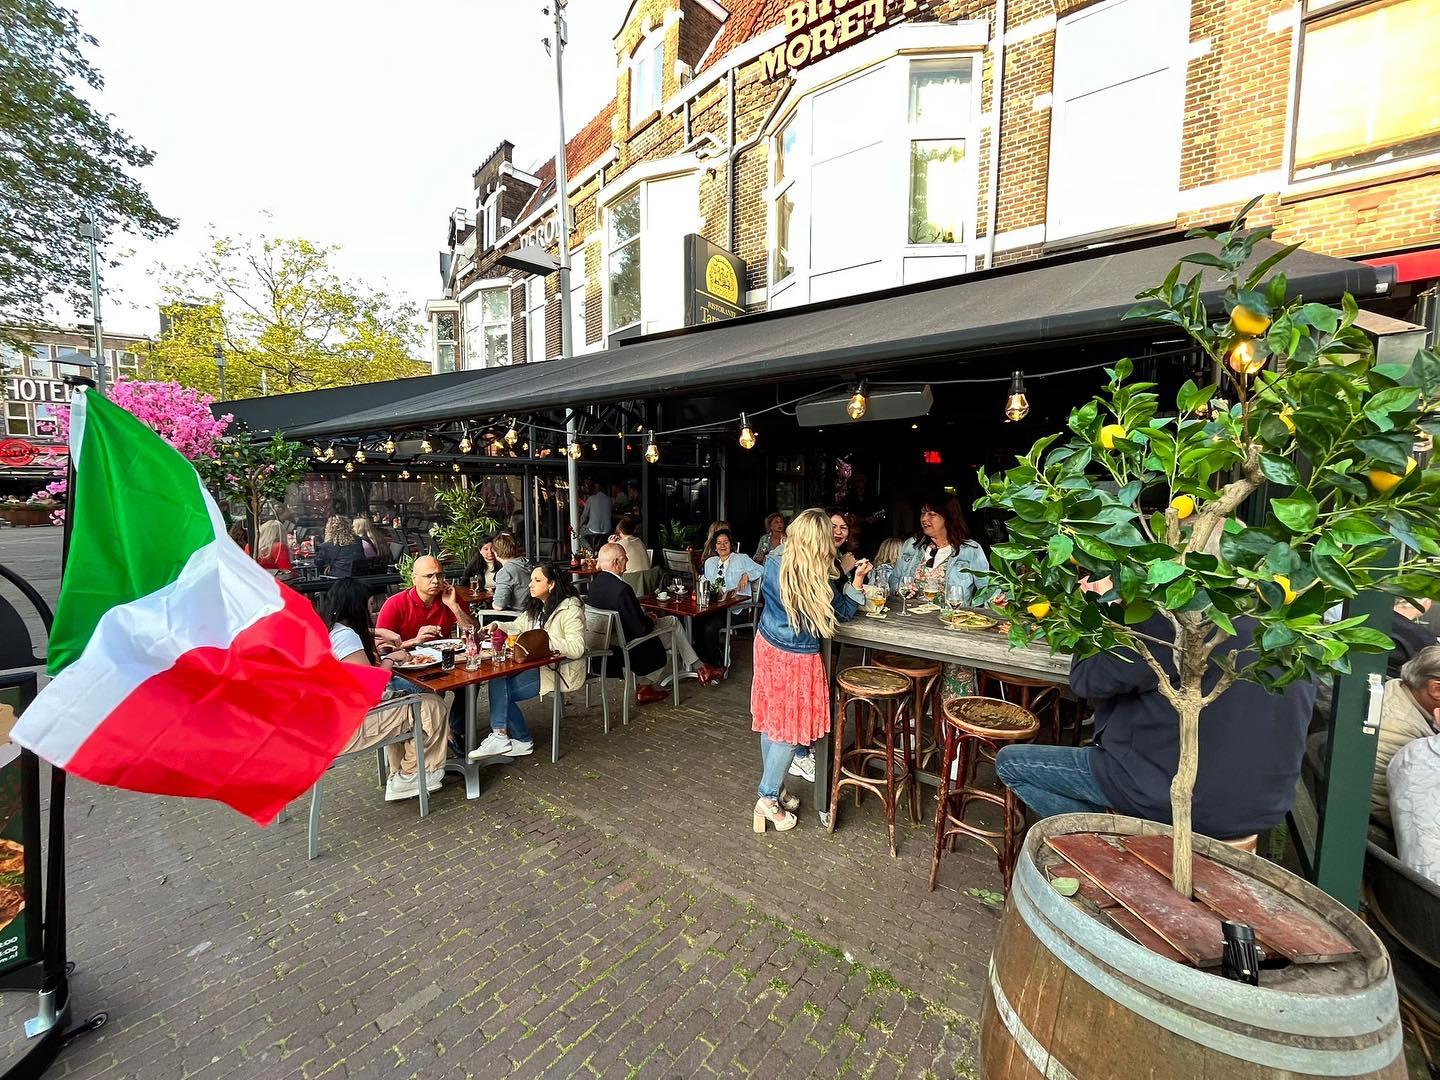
[
  {"xmin": 628, "ymin": 31, "xmax": 666, "ymax": 128},
  {"xmin": 459, "ymin": 283, "xmax": 512, "ymax": 369},
  {"xmin": 568, "ymin": 245, "xmax": 597, "ymax": 355},
  {"xmin": 525, "ymin": 275, "xmax": 548, "ymax": 362},
  {"xmin": 767, "ymin": 43, "xmax": 982, "ymax": 310},
  {"xmin": 1044, "ymin": 0, "xmax": 1188, "ymax": 241},
  {"xmin": 433, "ymin": 310, "xmax": 458, "ymax": 373},
  {"xmin": 5, "ymin": 401, "xmax": 30, "ymax": 437},
  {"xmin": 600, "ymin": 167, "xmax": 701, "ymax": 339},
  {"xmin": 483, "ymin": 198, "xmax": 499, "ymax": 249}
]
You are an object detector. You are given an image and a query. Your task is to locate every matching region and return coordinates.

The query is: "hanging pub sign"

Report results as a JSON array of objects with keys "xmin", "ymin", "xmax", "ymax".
[
  {"xmin": 0, "ymin": 674, "xmax": 41, "ymax": 980},
  {"xmin": 760, "ymin": 0, "xmax": 936, "ymax": 80},
  {"xmin": 683, "ymin": 235, "xmax": 747, "ymax": 326}
]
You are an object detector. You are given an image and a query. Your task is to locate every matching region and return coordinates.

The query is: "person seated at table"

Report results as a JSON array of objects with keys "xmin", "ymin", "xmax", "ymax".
[
  {"xmin": 470, "ymin": 563, "xmax": 588, "ymax": 759},
  {"xmin": 352, "ymin": 517, "xmax": 386, "ymax": 561},
  {"xmin": 315, "ymin": 515, "xmax": 365, "ymax": 579},
  {"xmin": 608, "ymin": 516, "xmax": 651, "ymax": 572},
  {"xmin": 701, "ymin": 519, "xmax": 732, "ymax": 563},
  {"xmin": 228, "ymin": 521, "xmax": 250, "ymax": 555},
  {"xmin": 871, "ymin": 537, "xmax": 903, "ymax": 587},
  {"xmin": 255, "ymin": 519, "xmax": 292, "ymax": 572},
  {"xmin": 994, "ymin": 594, "xmax": 1314, "ymax": 842},
  {"xmin": 489, "ymin": 533, "xmax": 534, "ymax": 612},
  {"xmin": 376, "ymin": 554, "xmax": 477, "ymax": 650},
  {"xmin": 463, "ymin": 535, "xmax": 503, "ymax": 590},
  {"xmin": 692, "ymin": 528, "xmax": 763, "ymax": 670},
  {"xmin": 753, "ymin": 512, "xmax": 787, "ymax": 564},
  {"xmin": 592, "ymin": 543, "xmax": 724, "ymax": 698},
  {"xmin": 1367, "ymin": 646, "xmax": 1440, "ymax": 826},
  {"xmin": 828, "ymin": 510, "xmax": 857, "ymax": 574},
  {"xmin": 324, "ymin": 578, "xmax": 449, "ymax": 801},
  {"xmin": 1388, "ymin": 731, "xmax": 1440, "ymax": 887}
]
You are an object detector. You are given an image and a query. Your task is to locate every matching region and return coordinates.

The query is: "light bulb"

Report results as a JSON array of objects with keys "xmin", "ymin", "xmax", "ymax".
[
  {"xmin": 354, "ymin": 448, "xmax": 366, "ymax": 463},
  {"xmin": 459, "ymin": 434, "xmax": 473, "ymax": 453},
  {"xmin": 420, "ymin": 436, "xmax": 433, "ymax": 454},
  {"xmin": 1227, "ymin": 338, "xmax": 1265, "ymax": 376},
  {"xmin": 311, "ymin": 444, "xmax": 322, "ymax": 458},
  {"xmin": 847, "ymin": 382, "xmax": 868, "ymax": 421},
  {"xmin": 323, "ymin": 445, "xmax": 335, "ymax": 461},
  {"xmin": 344, "ymin": 461, "xmax": 354, "ymax": 473},
  {"xmin": 590, "ymin": 441, "xmax": 598, "ymax": 452},
  {"xmin": 567, "ymin": 440, "xmax": 582, "ymax": 460},
  {"xmin": 1004, "ymin": 370, "xmax": 1030, "ymax": 422},
  {"xmin": 400, "ymin": 469, "xmax": 410, "ymax": 479},
  {"xmin": 738, "ymin": 413, "xmax": 757, "ymax": 450},
  {"xmin": 505, "ymin": 422, "xmax": 519, "ymax": 446},
  {"xmin": 384, "ymin": 437, "xmax": 396, "ymax": 456},
  {"xmin": 452, "ymin": 462, "xmax": 461, "ymax": 472},
  {"xmin": 644, "ymin": 433, "xmax": 659, "ymax": 464}
]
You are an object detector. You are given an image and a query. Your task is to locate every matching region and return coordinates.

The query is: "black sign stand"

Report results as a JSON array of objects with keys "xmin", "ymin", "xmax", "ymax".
[{"xmin": 0, "ymin": 375, "xmax": 106, "ymax": 1077}]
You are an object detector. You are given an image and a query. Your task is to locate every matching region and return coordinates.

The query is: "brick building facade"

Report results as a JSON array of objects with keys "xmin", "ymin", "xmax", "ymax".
[{"xmin": 426, "ymin": 0, "xmax": 1440, "ymax": 372}]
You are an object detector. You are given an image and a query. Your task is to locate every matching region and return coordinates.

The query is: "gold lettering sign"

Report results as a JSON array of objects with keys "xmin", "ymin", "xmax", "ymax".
[
  {"xmin": 762, "ymin": 0, "xmax": 926, "ymax": 80},
  {"xmin": 704, "ymin": 255, "xmax": 739, "ymax": 304}
]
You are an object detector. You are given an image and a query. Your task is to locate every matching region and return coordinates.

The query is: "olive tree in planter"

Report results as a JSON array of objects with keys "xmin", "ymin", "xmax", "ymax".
[{"xmin": 977, "ymin": 204, "xmax": 1440, "ymax": 899}]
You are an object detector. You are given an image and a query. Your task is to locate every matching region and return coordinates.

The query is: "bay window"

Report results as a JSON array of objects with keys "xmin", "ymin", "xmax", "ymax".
[
  {"xmin": 462, "ymin": 286, "xmax": 511, "ymax": 369},
  {"xmin": 605, "ymin": 174, "xmax": 697, "ymax": 339}
]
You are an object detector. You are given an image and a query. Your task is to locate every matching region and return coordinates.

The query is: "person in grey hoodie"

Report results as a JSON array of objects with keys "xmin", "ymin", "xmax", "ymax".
[{"xmin": 488, "ymin": 532, "xmax": 534, "ymax": 612}]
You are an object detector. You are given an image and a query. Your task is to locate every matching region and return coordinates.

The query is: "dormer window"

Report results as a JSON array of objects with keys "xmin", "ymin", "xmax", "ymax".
[{"xmin": 629, "ymin": 34, "xmax": 665, "ymax": 127}]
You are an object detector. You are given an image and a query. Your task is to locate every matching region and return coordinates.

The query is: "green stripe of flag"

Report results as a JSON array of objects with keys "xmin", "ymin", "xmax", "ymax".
[{"xmin": 48, "ymin": 391, "xmax": 220, "ymax": 675}]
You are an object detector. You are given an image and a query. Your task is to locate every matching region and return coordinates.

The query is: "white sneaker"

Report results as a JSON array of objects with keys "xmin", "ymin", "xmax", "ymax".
[
  {"xmin": 506, "ymin": 739, "xmax": 534, "ymax": 757},
  {"xmin": 788, "ymin": 754, "xmax": 816, "ymax": 784},
  {"xmin": 385, "ymin": 771, "xmax": 421, "ymax": 801},
  {"xmin": 424, "ymin": 772, "xmax": 443, "ymax": 792},
  {"xmin": 468, "ymin": 732, "xmax": 512, "ymax": 760}
]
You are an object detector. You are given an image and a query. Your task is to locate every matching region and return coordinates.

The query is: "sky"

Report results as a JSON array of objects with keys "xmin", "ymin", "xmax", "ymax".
[{"xmin": 66, "ymin": 0, "xmax": 630, "ymax": 336}]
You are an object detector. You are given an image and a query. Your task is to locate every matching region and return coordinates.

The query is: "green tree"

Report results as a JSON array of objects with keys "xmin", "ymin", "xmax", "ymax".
[
  {"xmin": 0, "ymin": 0, "xmax": 175, "ymax": 329},
  {"xmin": 977, "ymin": 202, "xmax": 1440, "ymax": 898},
  {"xmin": 137, "ymin": 230, "xmax": 426, "ymax": 399},
  {"xmin": 197, "ymin": 432, "xmax": 310, "ymax": 538}
]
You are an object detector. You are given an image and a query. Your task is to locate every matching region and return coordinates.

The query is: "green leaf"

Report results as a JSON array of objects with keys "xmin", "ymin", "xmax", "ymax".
[
  {"xmin": 1146, "ymin": 560, "xmax": 1185, "ymax": 585},
  {"xmin": 1180, "ymin": 251, "xmax": 1230, "ymax": 270},
  {"xmin": 1299, "ymin": 303, "xmax": 1339, "ymax": 335},
  {"xmin": 1262, "ymin": 622, "xmax": 1296, "ymax": 649},
  {"xmin": 1312, "ymin": 552, "xmax": 1357, "ymax": 597},
  {"xmin": 1364, "ymin": 386, "xmax": 1420, "ymax": 430},
  {"xmin": 1272, "ymin": 490, "xmax": 1319, "ymax": 533},
  {"xmin": 1165, "ymin": 577, "xmax": 1197, "ymax": 609},
  {"xmin": 1047, "ymin": 534, "xmax": 1074, "ymax": 567},
  {"xmin": 1073, "ymin": 534, "xmax": 1118, "ymax": 560},
  {"xmin": 1259, "ymin": 453, "xmax": 1300, "ymax": 486},
  {"xmin": 1244, "ymin": 242, "xmax": 1303, "ymax": 291},
  {"xmin": 1050, "ymin": 877, "xmax": 1081, "ymax": 897}
]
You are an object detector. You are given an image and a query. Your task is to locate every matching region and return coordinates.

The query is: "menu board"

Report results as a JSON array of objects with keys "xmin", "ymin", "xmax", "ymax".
[{"xmin": 0, "ymin": 673, "xmax": 39, "ymax": 977}]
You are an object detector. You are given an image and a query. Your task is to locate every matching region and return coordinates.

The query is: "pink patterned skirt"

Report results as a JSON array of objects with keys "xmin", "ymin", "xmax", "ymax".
[{"xmin": 750, "ymin": 631, "xmax": 832, "ymax": 745}]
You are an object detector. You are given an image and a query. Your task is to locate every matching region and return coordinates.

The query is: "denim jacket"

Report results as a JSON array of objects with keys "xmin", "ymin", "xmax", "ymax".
[
  {"xmin": 757, "ymin": 549, "xmax": 864, "ymax": 654},
  {"xmin": 887, "ymin": 538, "xmax": 989, "ymax": 601},
  {"xmin": 702, "ymin": 553, "xmax": 765, "ymax": 597}
]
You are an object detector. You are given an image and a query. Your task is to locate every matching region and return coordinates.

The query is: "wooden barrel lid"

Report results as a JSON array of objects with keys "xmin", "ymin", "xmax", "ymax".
[
  {"xmin": 944, "ymin": 696, "xmax": 1040, "ymax": 740},
  {"xmin": 838, "ymin": 666, "xmax": 911, "ymax": 698},
  {"xmin": 873, "ymin": 651, "xmax": 942, "ymax": 678}
]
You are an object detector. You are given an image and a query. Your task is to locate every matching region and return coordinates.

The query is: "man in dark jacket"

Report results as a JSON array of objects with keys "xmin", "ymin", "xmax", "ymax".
[
  {"xmin": 995, "ymin": 611, "xmax": 1315, "ymax": 841},
  {"xmin": 590, "ymin": 545, "xmax": 724, "ymax": 702}
]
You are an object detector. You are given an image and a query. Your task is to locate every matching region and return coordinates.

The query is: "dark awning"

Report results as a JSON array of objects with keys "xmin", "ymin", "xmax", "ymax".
[
  {"xmin": 230, "ymin": 232, "xmax": 1390, "ymax": 441},
  {"xmin": 217, "ymin": 367, "xmax": 490, "ymax": 436}
]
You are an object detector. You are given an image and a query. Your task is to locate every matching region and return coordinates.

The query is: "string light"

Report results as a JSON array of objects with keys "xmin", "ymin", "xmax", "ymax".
[
  {"xmin": 565, "ymin": 439, "xmax": 582, "ymax": 460},
  {"xmin": 420, "ymin": 435, "xmax": 433, "ymax": 454},
  {"xmin": 459, "ymin": 430, "xmax": 473, "ymax": 453},
  {"xmin": 644, "ymin": 432, "xmax": 659, "ymax": 464},
  {"xmin": 354, "ymin": 448, "xmax": 367, "ymax": 463},
  {"xmin": 846, "ymin": 381, "xmax": 868, "ymax": 421},
  {"xmin": 323, "ymin": 444, "xmax": 336, "ymax": 461},
  {"xmin": 505, "ymin": 420, "xmax": 519, "ymax": 446},
  {"xmin": 1227, "ymin": 338, "xmax": 1265, "ymax": 376},
  {"xmin": 590, "ymin": 441, "xmax": 598, "ymax": 452},
  {"xmin": 384, "ymin": 436, "xmax": 396, "ymax": 456},
  {"xmin": 452, "ymin": 462, "xmax": 461, "ymax": 473},
  {"xmin": 400, "ymin": 469, "xmax": 411, "ymax": 479},
  {"xmin": 1004, "ymin": 370, "xmax": 1030, "ymax": 422},
  {"xmin": 738, "ymin": 412, "xmax": 757, "ymax": 450},
  {"xmin": 311, "ymin": 444, "xmax": 323, "ymax": 458},
  {"xmin": 344, "ymin": 461, "xmax": 354, "ymax": 473}
]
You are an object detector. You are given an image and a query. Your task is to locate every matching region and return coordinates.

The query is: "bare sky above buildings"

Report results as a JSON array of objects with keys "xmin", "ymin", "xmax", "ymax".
[{"xmin": 67, "ymin": 0, "xmax": 629, "ymax": 335}]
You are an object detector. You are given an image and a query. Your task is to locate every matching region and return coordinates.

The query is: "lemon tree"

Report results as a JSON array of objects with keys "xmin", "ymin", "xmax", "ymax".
[{"xmin": 976, "ymin": 199, "xmax": 1440, "ymax": 898}]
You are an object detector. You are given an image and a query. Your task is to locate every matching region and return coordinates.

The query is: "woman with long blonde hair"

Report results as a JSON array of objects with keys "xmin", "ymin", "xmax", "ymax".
[
  {"xmin": 750, "ymin": 507, "xmax": 871, "ymax": 832},
  {"xmin": 352, "ymin": 516, "xmax": 385, "ymax": 560},
  {"xmin": 254, "ymin": 520, "xmax": 292, "ymax": 572}
]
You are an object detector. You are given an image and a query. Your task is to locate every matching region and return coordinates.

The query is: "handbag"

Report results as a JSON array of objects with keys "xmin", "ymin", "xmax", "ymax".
[{"xmin": 514, "ymin": 628, "xmax": 551, "ymax": 659}]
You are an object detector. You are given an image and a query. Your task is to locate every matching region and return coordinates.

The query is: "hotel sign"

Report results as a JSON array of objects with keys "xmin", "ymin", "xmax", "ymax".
[
  {"xmin": 683, "ymin": 235, "xmax": 746, "ymax": 326},
  {"xmin": 761, "ymin": 0, "xmax": 934, "ymax": 80},
  {"xmin": 3, "ymin": 377, "xmax": 71, "ymax": 405}
]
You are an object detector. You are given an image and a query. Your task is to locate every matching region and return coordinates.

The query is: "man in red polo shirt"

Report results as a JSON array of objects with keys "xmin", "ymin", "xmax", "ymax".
[{"xmin": 377, "ymin": 555, "xmax": 476, "ymax": 648}]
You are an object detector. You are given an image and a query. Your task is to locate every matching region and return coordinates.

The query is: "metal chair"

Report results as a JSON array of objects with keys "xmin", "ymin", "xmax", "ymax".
[
  {"xmin": 307, "ymin": 693, "xmax": 431, "ymax": 860},
  {"xmin": 580, "ymin": 607, "xmax": 616, "ymax": 734},
  {"xmin": 662, "ymin": 549, "xmax": 696, "ymax": 586},
  {"xmin": 584, "ymin": 604, "xmax": 680, "ymax": 726},
  {"xmin": 720, "ymin": 593, "xmax": 762, "ymax": 669},
  {"xmin": 0, "ymin": 563, "xmax": 51, "ymax": 669}
]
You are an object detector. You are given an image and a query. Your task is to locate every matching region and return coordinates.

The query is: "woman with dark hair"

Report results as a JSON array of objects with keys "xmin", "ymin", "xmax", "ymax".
[
  {"xmin": 470, "ymin": 562, "xmax": 588, "ymax": 760},
  {"xmin": 322, "ymin": 578, "xmax": 449, "ymax": 801},
  {"xmin": 463, "ymin": 535, "xmax": 502, "ymax": 589},
  {"xmin": 228, "ymin": 521, "xmax": 250, "ymax": 555}
]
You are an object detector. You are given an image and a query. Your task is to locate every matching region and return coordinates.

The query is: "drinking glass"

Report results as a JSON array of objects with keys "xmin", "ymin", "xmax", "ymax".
[
  {"xmin": 440, "ymin": 646, "xmax": 455, "ymax": 672},
  {"xmin": 469, "ymin": 575, "xmax": 481, "ymax": 593}
]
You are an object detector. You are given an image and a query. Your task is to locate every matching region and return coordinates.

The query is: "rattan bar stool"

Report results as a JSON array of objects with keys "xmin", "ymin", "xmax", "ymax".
[
  {"xmin": 871, "ymin": 651, "xmax": 943, "ymax": 819},
  {"xmin": 930, "ymin": 696, "xmax": 1040, "ymax": 891},
  {"xmin": 828, "ymin": 666, "xmax": 914, "ymax": 856}
]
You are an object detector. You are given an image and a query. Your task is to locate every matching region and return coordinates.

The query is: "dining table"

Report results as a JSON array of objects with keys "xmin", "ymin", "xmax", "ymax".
[
  {"xmin": 409, "ymin": 646, "xmax": 566, "ymax": 797},
  {"xmin": 640, "ymin": 590, "xmax": 754, "ymax": 681},
  {"xmin": 814, "ymin": 603, "xmax": 1073, "ymax": 827}
]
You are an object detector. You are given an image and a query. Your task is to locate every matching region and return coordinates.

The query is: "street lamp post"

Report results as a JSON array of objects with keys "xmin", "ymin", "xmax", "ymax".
[
  {"xmin": 78, "ymin": 216, "xmax": 107, "ymax": 396},
  {"xmin": 213, "ymin": 342, "xmax": 227, "ymax": 401},
  {"xmin": 548, "ymin": 0, "xmax": 582, "ymax": 557}
]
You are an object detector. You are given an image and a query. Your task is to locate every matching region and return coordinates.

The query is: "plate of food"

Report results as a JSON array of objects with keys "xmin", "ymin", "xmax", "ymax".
[
  {"xmin": 427, "ymin": 638, "xmax": 464, "ymax": 650},
  {"xmin": 941, "ymin": 610, "xmax": 999, "ymax": 632},
  {"xmin": 394, "ymin": 647, "xmax": 443, "ymax": 671}
]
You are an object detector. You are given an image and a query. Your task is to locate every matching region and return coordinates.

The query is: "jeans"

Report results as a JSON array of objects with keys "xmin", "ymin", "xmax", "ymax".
[
  {"xmin": 759, "ymin": 733, "xmax": 795, "ymax": 800},
  {"xmin": 488, "ymin": 667, "xmax": 540, "ymax": 744},
  {"xmin": 994, "ymin": 745, "xmax": 1111, "ymax": 820}
]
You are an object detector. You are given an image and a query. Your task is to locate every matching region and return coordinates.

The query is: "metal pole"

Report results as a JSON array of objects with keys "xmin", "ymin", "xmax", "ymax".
[
  {"xmin": 81, "ymin": 217, "xmax": 107, "ymax": 396},
  {"xmin": 550, "ymin": 0, "xmax": 581, "ymax": 558},
  {"xmin": 213, "ymin": 342, "xmax": 226, "ymax": 401}
]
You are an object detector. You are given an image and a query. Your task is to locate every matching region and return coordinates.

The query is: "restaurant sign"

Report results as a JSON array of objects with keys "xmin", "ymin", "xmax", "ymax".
[
  {"xmin": 760, "ymin": 0, "xmax": 935, "ymax": 80},
  {"xmin": 3, "ymin": 377, "xmax": 72, "ymax": 406},
  {"xmin": 683, "ymin": 235, "xmax": 746, "ymax": 326}
]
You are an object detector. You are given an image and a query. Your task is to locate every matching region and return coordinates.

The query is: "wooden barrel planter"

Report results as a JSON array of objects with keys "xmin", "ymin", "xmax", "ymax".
[
  {"xmin": 0, "ymin": 505, "xmax": 54, "ymax": 528},
  {"xmin": 981, "ymin": 814, "xmax": 1406, "ymax": 1079}
]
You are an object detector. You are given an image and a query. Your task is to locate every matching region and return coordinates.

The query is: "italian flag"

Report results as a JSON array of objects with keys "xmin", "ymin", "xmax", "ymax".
[{"xmin": 13, "ymin": 389, "xmax": 389, "ymax": 824}]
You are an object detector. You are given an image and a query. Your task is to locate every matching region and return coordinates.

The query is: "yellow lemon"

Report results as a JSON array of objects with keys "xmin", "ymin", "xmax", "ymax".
[
  {"xmin": 1170, "ymin": 495, "xmax": 1196, "ymax": 520},
  {"xmin": 1098, "ymin": 424, "xmax": 1128, "ymax": 450},
  {"xmin": 1026, "ymin": 600, "xmax": 1051, "ymax": 620},
  {"xmin": 1230, "ymin": 305, "xmax": 1271, "ymax": 337},
  {"xmin": 1369, "ymin": 457, "xmax": 1417, "ymax": 494},
  {"xmin": 1272, "ymin": 574, "xmax": 1298, "ymax": 605},
  {"xmin": 1279, "ymin": 407, "xmax": 1295, "ymax": 434}
]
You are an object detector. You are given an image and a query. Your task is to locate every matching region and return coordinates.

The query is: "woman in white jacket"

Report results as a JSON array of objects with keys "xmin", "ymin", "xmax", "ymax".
[{"xmin": 469, "ymin": 563, "xmax": 587, "ymax": 758}]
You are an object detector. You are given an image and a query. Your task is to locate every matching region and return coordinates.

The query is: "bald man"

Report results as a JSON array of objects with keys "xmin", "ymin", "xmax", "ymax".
[{"xmin": 376, "ymin": 554, "xmax": 476, "ymax": 650}]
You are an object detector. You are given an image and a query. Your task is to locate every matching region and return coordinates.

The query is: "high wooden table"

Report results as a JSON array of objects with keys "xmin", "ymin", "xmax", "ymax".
[
  {"xmin": 640, "ymin": 591, "xmax": 754, "ymax": 680},
  {"xmin": 410, "ymin": 649, "xmax": 564, "ymax": 797},
  {"xmin": 815, "ymin": 607, "xmax": 1072, "ymax": 826}
]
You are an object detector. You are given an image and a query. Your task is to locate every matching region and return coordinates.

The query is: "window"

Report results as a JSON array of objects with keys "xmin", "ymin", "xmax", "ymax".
[
  {"xmin": 608, "ymin": 191, "xmax": 642, "ymax": 334},
  {"xmin": 1047, "ymin": 0, "xmax": 1186, "ymax": 238},
  {"xmin": 1, "ymin": 344, "xmax": 25, "ymax": 379},
  {"xmin": 5, "ymin": 402, "xmax": 28, "ymax": 437},
  {"xmin": 54, "ymin": 346, "xmax": 92, "ymax": 381},
  {"xmin": 1292, "ymin": 0, "xmax": 1440, "ymax": 180},
  {"xmin": 907, "ymin": 61, "xmax": 972, "ymax": 245},
  {"xmin": 434, "ymin": 312, "xmax": 457, "ymax": 372},
  {"xmin": 484, "ymin": 199, "xmax": 499, "ymax": 249},
  {"xmin": 569, "ymin": 246, "xmax": 596, "ymax": 355},
  {"xmin": 525, "ymin": 276, "xmax": 548, "ymax": 362},
  {"xmin": 629, "ymin": 36, "xmax": 665, "ymax": 127},
  {"xmin": 114, "ymin": 350, "xmax": 139, "ymax": 380},
  {"xmin": 773, "ymin": 119, "xmax": 799, "ymax": 284},
  {"xmin": 462, "ymin": 287, "xmax": 511, "ymax": 368}
]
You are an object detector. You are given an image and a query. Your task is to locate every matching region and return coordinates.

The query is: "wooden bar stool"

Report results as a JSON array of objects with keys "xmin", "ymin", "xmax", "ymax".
[
  {"xmin": 828, "ymin": 666, "xmax": 914, "ymax": 856},
  {"xmin": 979, "ymin": 671, "xmax": 1077, "ymax": 745},
  {"xmin": 930, "ymin": 696, "xmax": 1040, "ymax": 891},
  {"xmin": 871, "ymin": 651, "xmax": 943, "ymax": 820}
]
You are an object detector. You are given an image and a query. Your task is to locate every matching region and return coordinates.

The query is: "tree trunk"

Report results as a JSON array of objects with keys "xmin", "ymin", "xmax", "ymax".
[{"xmin": 1169, "ymin": 695, "xmax": 1203, "ymax": 899}]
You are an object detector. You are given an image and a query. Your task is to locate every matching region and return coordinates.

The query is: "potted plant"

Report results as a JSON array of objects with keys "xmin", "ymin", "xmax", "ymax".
[
  {"xmin": 197, "ymin": 431, "xmax": 310, "ymax": 542},
  {"xmin": 431, "ymin": 483, "xmax": 501, "ymax": 569},
  {"xmin": 0, "ymin": 497, "xmax": 60, "ymax": 528},
  {"xmin": 974, "ymin": 203, "xmax": 1435, "ymax": 1076}
]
